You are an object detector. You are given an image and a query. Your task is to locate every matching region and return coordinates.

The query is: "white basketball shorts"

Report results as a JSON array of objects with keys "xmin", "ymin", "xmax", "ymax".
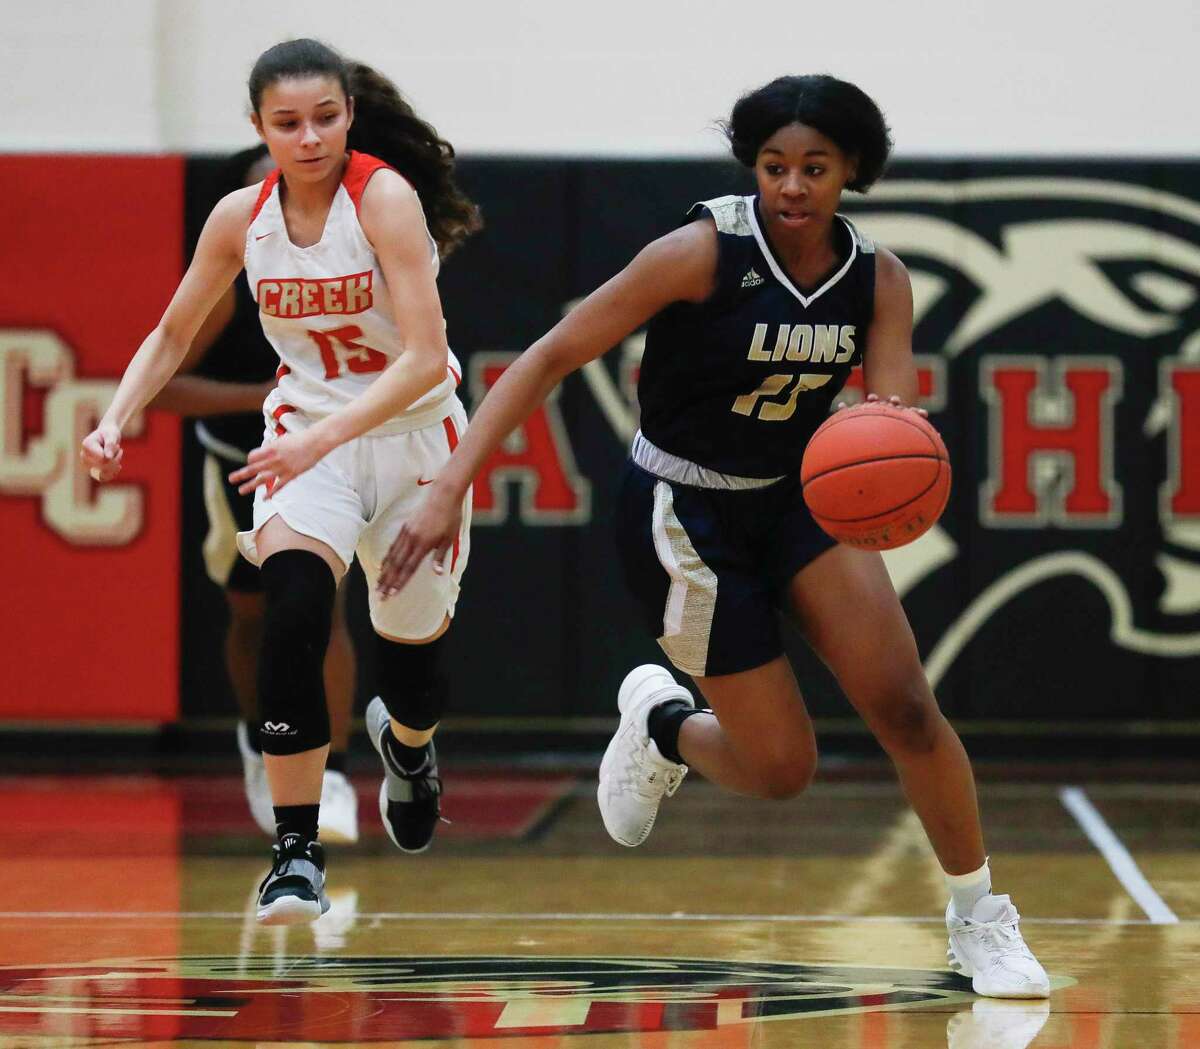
[{"xmin": 236, "ymin": 400, "xmax": 471, "ymax": 639}]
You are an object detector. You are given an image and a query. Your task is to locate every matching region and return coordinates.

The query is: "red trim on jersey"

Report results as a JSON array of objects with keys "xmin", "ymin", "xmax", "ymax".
[
  {"xmin": 443, "ymin": 416, "xmax": 462, "ymax": 572},
  {"xmin": 271, "ymin": 402, "xmax": 297, "ymax": 436},
  {"xmin": 276, "ymin": 364, "xmax": 291, "ymax": 379},
  {"xmin": 342, "ymin": 150, "xmax": 408, "ymax": 214},
  {"xmin": 250, "ymin": 169, "xmax": 282, "ymax": 222},
  {"xmin": 447, "ymin": 362, "xmax": 461, "ymax": 386}
]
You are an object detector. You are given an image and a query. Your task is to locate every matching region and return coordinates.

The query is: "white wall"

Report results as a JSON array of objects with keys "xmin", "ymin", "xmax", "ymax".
[
  {"xmin": 3, "ymin": 0, "xmax": 1198, "ymax": 155},
  {"xmin": 1, "ymin": 0, "xmax": 161, "ymax": 151}
]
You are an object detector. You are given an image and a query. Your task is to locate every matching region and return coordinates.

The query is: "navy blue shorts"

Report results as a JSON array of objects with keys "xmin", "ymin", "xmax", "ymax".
[{"xmin": 614, "ymin": 460, "xmax": 837, "ymax": 678}]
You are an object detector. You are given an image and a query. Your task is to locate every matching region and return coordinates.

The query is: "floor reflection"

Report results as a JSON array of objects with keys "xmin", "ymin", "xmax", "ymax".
[{"xmin": 0, "ymin": 771, "xmax": 1195, "ymax": 1046}]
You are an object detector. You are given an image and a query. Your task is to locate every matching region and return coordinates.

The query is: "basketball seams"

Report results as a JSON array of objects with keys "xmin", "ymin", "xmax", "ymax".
[
  {"xmin": 801, "ymin": 409, "xmax": 946, "ymax": 484},
  {"xmin": 807, "ymin": 460, "xmax": 950, "ymax": 524},
  {"xmin": 801, "ymin": 451, "xmax": 945, "ymax": 486}
]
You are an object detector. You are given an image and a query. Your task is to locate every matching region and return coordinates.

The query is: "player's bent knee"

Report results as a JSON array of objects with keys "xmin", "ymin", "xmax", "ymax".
[
  {"xmin": 866, "ymin": 685, "xmax": 941, "ymax": 756},
  {"xmin": 754, "ymin": 751, "xmax": 817, "ymax": 800},
  {"xmin": 376, "ymin": 633, "xmax": 447, "ymax": 732},
  {"xmin": 257, "ymin": 549, "xmax": 336, "ymax": 755}
]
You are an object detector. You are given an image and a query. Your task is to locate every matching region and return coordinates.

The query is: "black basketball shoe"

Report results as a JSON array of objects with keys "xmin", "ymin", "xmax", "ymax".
[
  {"xmin": 255, "ymin": 834, "xmax": 330, "ymax": 925},
  {"xmin": 366, "ymin": 697, "xmax": 443, "ymax": 853}
]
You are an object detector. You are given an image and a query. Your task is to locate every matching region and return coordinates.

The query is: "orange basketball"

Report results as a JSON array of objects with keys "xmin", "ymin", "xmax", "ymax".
[{"xmin": 800, "ymin": 402, "xmax": 951, "ymax": 550}]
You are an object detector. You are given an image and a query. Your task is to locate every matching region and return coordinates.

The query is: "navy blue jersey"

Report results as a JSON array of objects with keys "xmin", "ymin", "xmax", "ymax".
[{"xmin": 637, "ymin": 194, "xmax": 876, "ymax": 478}]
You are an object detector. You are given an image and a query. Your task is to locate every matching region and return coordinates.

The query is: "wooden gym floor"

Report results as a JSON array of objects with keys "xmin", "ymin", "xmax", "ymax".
[{"xmin": 1, "ymin": 767, "xmax": 1197, "ymax": 1047}]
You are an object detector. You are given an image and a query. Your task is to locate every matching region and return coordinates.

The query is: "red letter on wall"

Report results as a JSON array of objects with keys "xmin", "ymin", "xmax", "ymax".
[
  {"xmin": 1162, "ymin": 362, "xmax": 1200, "ymax": 520},
  {"xmin": 981, "ymin": 356, "xmax": 1122, "ymax": 527},
  {"xmin": 468, "ymin": 353, "xmax": 591, "ymax": 525}
]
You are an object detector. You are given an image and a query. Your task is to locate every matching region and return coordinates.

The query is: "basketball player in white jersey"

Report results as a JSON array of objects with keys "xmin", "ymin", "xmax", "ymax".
[
  {"xmin": 81, "ymin": 38, "xmax": 481, "ymax": 925},
  {"xmin": 151, "ymin": 145, "xmax": 359, "ymax": 846}
]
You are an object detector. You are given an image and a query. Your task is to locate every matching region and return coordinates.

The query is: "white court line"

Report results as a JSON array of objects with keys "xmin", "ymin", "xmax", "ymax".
[
  {"xmin": 1059, "ymin": 786, "xmax": 1180, "ymax": 925},
  {"xmin": 0, "ymin": 910, "xmax": 1185, "ymax": 927}
]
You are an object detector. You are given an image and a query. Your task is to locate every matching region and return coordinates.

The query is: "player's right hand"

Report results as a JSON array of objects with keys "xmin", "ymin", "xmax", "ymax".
[
  {"xmin": 836, "ymin": 393, "xmax": 928, "ymax": 418},
  {"xmin": 377, "ymin": 484, "xmax": 463, "ymax": 600},
  {"xmin": 80, "ymin": 422, "xmax": 124, "ymax": 482}
]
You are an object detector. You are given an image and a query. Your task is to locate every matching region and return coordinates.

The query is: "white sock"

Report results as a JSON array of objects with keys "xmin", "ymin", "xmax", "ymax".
[{"xmin": 946, "ymin": 858, "xmax": 991, "ymax": 916}]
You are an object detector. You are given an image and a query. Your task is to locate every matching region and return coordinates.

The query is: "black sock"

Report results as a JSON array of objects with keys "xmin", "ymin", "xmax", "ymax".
[
  {"xmin": 385, "ymin": 733, "xmax": 430, "ymax": 773},
  {"xmin": 243, "ymin": 721, "xmax": 263, "ymax": 754},
  {"xmin": 647, "ymin": 700, "xmax": 700, "ymax": 765},
  {"xmin": 273, "ymin": 804, "xmax": 319, "ymax": 846},
  {"xmin": 326, "ymin": 751, "xmax": 348, "ymax": 775}
]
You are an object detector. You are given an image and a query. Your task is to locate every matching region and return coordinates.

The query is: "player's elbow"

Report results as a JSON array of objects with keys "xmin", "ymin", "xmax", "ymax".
[
  {"xmin": 535, "ymin": 335, "xmax": 590, "ymax": 385},
  {"xmin": 412, "ymin": 351, "xmax": 449, "ymax": 398}
]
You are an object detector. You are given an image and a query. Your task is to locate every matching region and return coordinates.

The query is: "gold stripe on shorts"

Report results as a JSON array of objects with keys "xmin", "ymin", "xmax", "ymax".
[{"xmin": 651, "ymin": 480, "xmax": 718, "ymax": 677}]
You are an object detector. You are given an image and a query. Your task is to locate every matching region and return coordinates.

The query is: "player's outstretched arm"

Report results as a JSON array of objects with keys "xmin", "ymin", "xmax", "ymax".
[
  {"xmin": 80, "ymin": 189, "xmax": 252, "ymax": 480},
  {"xmin": 376, "ymin": 219, "xmax": 719, "ymax": 597}
]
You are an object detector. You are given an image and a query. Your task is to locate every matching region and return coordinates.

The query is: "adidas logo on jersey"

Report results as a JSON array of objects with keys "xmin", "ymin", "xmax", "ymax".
[{"xmin": 741, "ymin": 268, "xmax": 765, "ymax": 288}]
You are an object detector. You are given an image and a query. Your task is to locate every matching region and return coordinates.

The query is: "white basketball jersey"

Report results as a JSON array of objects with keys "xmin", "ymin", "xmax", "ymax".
[{"xmin": 244, "ymin": 151, "xmax": 461, "ymax": 437}]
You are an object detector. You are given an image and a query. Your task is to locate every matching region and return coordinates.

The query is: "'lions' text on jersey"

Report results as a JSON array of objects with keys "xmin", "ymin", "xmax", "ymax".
[{"xmin": 637, "ymin": 194, "xmax": 876, "ymax": 478}]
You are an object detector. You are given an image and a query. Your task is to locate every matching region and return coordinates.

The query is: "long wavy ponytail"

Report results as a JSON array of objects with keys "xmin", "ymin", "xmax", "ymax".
[
  {"xmin": 248, "ymin": 39, "xmax": 481, "ymax": 257},
  {"xmin": 345, "ymin": 62, "xmax": 481, "ymax": 258}
]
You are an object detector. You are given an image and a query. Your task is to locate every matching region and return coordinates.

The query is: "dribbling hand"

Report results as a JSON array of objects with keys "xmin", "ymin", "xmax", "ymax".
[
  {"xmin": 377, "ymin": 485, "xmax": 462, "ymax": 600},
  {"xmin": 79, "ymin": 422, "xmax": 124, "ymax": 482},
  {"xmin": 835, "ymin": 392, "xmax": 928, "ymax": 418}
]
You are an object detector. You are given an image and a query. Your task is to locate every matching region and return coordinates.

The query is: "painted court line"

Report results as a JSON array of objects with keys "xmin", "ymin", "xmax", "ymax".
[
  {"xmin": 0, "ymin": 910, "xmax": 1184, "ymax": 927},
  {"xmin": 1059, "ymin": 785, "xmax": 1179, "ymax": 924}
]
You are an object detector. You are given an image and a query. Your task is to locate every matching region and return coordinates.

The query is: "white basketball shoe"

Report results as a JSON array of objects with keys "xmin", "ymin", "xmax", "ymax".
[
  {"xmin": 236, "ymin": 721, "xmax": 275, "ymax": 837},
  {"xmin": 318, "ymin": 770, "xmax": 359, "ymax": 845},
  {"xmin": 946, "ymin": 894, "xmax": 1050, "ymax": 998},
  {"xmin": 598, "ymin": 665, "xmax": 693, "ymax": 847}
]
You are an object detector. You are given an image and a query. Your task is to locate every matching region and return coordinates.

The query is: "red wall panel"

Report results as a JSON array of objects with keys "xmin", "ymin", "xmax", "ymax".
[{"xmin": 0, "ymin": 156, "xmax": 184, "ymax": 721}]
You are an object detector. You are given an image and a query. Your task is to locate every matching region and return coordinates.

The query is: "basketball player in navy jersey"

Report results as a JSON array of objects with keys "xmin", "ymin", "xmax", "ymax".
[
  {"xmin": 380, "ymin": 75, "xmax": 1050, "ymax": 998},
  {"xmin": 150, "ymin": 145, "xmax": 359, "ymax": 845}
]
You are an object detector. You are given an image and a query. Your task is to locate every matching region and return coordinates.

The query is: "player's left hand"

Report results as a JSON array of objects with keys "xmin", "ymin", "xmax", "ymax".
[
  {"xmin": 835, "ymin": 392, "xmax": 928, "ymax": 418},
  {"xmin": 229, "ymin": 430, "xmax": 327, "ymax": 498}
]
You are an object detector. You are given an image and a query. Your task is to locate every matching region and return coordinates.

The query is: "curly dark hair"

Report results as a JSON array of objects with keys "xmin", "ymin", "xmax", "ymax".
[
  {"xmin": 721, "ymin": 75, "xmax": 893, "ymax": 192},
  {"xmin": 249, "ymin": 39, "xmax": 481, "ymax": 256}
]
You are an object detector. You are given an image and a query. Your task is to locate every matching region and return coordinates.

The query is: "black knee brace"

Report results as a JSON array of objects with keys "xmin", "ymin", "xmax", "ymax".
[
  {"xmin": 375, "ymin": 634, "xmax": 448, "ymax": 732},
  {"xmin": 257, "ymin": 550, "xmax": 336, "ymax": 755}
]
